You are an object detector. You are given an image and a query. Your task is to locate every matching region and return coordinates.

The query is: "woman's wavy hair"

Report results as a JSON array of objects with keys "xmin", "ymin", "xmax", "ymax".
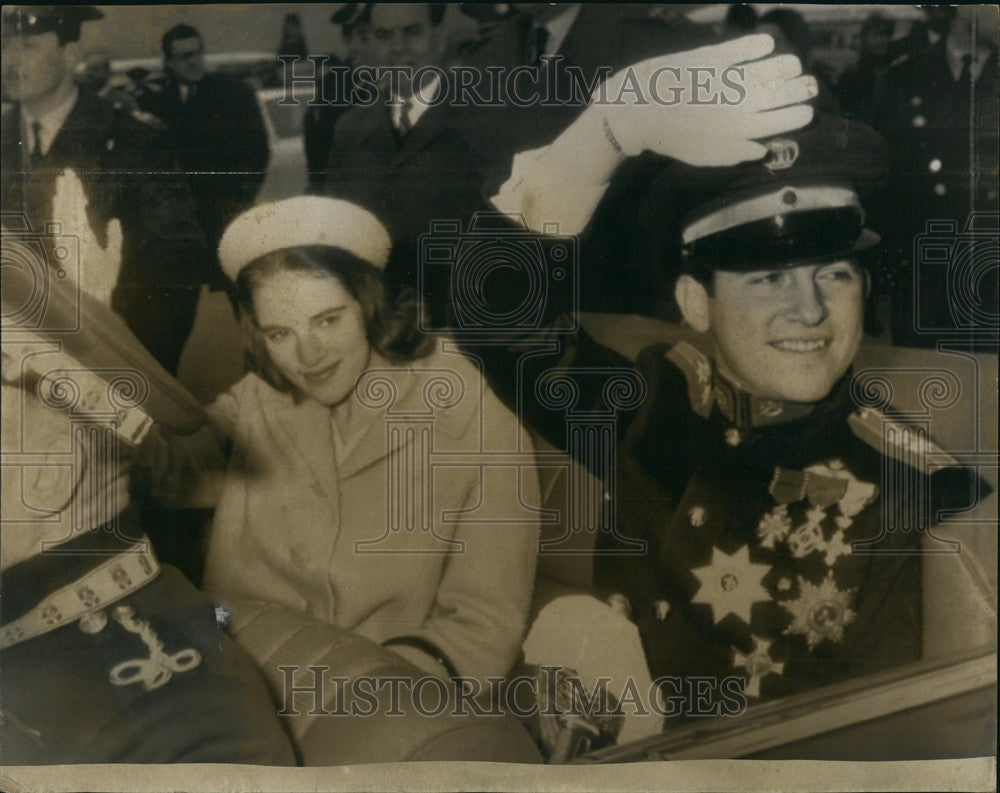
[{"xmin": 234, "ymin": 245, "xmax": 434, "ymax": 395}]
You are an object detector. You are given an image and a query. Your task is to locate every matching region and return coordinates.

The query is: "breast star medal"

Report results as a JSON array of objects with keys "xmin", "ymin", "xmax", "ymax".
[
  {"xmin": 691, "ymin": 546, "xmax": 771, "ymax": 625},
  {"xmin": 733, "ymin": 636, "xmax": 785, "ymax": 697},
  {"xmin": 756, "ymin": 504, "xmax": 791, "ymax": 549},
  {"xmin": 782, "ymin": 571, "xmax": 856, "ymax": 649}
]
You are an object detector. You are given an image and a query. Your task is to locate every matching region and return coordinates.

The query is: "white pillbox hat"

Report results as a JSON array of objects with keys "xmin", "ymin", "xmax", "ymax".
[{"xmin": 218, "ymin": 196, "xmax": 392, "ymax": 281}]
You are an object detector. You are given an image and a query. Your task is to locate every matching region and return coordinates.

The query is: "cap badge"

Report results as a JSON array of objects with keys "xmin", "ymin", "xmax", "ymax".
[{"xmin": 764, "ymin": 139, "xmax": 800, "ymax": 171}]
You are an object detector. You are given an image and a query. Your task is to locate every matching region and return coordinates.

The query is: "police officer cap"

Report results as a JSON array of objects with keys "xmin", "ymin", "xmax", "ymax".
[
  {"xmin": 639, "ymin": 114, "xmax": 887, "ymax": 273},
  {"xmin": 2, "ymin": 5, "xmax": 103, "ymax": 39}
]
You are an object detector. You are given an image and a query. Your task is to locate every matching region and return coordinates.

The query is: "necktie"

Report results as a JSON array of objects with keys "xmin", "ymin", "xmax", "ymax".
[
  {"xmin": 959, "ymin": 53, "xmax": 973, "ymax": 83},
  {"xmin": 533, "ymin": 25, "xmax": 550, "ymax": 67},
  {"xmin": 29, "ymin": 120, "xmax": 43, "ymax": 167},
  {"xmin": 397, "ymin": 101, "xmax": 412, "ymax": 136}
]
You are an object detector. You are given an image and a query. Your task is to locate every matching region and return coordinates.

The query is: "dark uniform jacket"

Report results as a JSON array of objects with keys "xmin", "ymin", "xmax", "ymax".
[
  {"xmin": 872, "ymin": 42, "xmax": 999, "ymax": 349},
  {"xmin": 0, "ymin": 523, "xmax": 295, "ymax": 765},
  {"xmin": 137, "ymin": 72, "xmax": 269, "ymax": 287},
  {"xmin": 468, "ymin": 322, "xmax": 987, "ymax": 709},
  {"xmin": 0, "ymin": 90, "xmax": 207, "ymax": 374}
]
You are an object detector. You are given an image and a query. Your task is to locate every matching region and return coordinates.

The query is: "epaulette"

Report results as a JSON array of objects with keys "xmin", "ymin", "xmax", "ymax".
[
  {"xmin": 848, "ymin": 406, "xmax": 959, "ymax": 475},
  {"xmin": 664, "ymin": 341, "xmax": 713, "ymax": 418}
]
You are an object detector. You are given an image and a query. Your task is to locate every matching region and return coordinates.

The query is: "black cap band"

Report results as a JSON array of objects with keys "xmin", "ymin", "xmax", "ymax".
[{"xmin": 682, "ymin": 206, "xmax": 878, "ymax": 271}]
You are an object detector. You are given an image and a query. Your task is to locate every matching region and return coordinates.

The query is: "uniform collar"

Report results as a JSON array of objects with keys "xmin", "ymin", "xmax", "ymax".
[
  {"xmin": 711, "ymin": 369, "xmax": 818, "ymax": 429},
  {"xmin": 665, "ymin": 341, "xmax": 827, "ymax": 429}
]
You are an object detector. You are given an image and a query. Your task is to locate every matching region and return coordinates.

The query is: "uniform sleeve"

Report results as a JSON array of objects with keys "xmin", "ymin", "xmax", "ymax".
[
  {"xmin": 490, "ymin": 143, "xmax": 611, "ymax": 237},
  {"xmin": 130, "ymin": 387, "xmax": 239, "ymax": 509},
  {"xmin": 388, "ymin": 393, "xmax": 541, "ymax": 684}
]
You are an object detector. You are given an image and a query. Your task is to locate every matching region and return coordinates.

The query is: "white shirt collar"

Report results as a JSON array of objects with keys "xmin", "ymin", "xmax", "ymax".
[
  {"xmin": 944, "ymin": 36, "xmax": 991, "ymax": 81},
  {"xmin": 391, "ymin": 73, "xmax": 442, "ymax": 132},
  {"xmin": 21, "ymin": 86, "xmax": 79, "ymax": 157},
  {"xmin": 538, "ymin": 4, "xmax": 581, "ymax": 58}
]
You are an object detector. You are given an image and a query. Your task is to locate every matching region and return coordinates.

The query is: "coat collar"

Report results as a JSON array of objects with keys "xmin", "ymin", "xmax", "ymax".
[{"xmin": 264, "ymin": 344, "xmax": 478, "ymax": 488}]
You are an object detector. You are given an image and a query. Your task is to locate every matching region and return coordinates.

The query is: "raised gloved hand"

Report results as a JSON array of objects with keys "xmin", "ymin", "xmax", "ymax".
[
  {"xmin": 592, "ymin": 34, "xmax": 816, "ymax": 168},
  {"xmin": 493, "ymin": 35, "xmax": 817, "ymax": 235},
  {"xmin": 50, "ymin": 168, "xmax": 123, "ymax": 306}
]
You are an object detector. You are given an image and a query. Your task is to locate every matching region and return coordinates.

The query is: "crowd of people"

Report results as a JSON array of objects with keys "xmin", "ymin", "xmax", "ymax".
[{"xmin": 1, "ymin": 2, "xmax": 996, "ymax": 769}]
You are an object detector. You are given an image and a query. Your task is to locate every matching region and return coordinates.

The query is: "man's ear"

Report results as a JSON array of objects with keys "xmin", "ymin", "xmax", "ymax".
[{"xmin": 675, "ymin": 274, "xmax": 711, "ymax": 333}]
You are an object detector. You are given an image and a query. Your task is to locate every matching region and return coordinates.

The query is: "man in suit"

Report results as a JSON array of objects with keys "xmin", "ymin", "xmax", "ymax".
[
  {"xmin": 325, "ymin": 4, "xmax": 717, "ymax": 326},
  {"xmin": 322, "ymin": 3, "xmax": 471, "ymax": 327},
  {"xmin": 136, "ymin": 23, "xmax": 270, "ymax": 295},
  {"xmin": 303, "ymin": 3, "xmax": 371, "ymax": 192},
  {"xmin": 1, "ymin": 5, "xmax": 207, "ymax": 375}
]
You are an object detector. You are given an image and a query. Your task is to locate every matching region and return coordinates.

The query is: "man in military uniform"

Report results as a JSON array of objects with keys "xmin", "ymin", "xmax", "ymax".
[
  {"xmin": 0, "ymin": 6, "xmax": 208, "ymax": 375},
  {"xmin": 474, "ymin": 109, "xmax": 988, "ymax": 709},
  {"xmin": 0, "ymin": 285, "xmax": 295, "ymax": 765}
]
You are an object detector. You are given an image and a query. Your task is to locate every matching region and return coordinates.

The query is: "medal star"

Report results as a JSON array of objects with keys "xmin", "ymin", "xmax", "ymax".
[
  {"xmin": 691, "ymin": 546, "xmax": 771, "ymax": 626},
  {"xmin": 733, "ymin": 636, "xmax": 785, "ymax": 698},
  {"xmin": 757, "ymin": 505, "xmax": 791, "ymax": 549},
  {"xmin": 824, "ymin": 530, "xmax": 851, "ymax": 566},
  {"xmin": 782, "ymin": 571, "xmax": 857, "ymax": 650}
]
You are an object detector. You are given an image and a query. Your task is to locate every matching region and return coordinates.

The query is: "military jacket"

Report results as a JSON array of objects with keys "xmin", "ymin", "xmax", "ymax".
[
  {"xmin": 592, "ymin": 341, "xmax": 985, "ymax": 705},
  {"xmin": 470, "ymin": 325, "xmax": 987, "ymax": 708}
]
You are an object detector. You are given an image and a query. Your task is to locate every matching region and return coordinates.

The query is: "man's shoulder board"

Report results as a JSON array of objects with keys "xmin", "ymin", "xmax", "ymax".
[
  {"xmin": 663, "ymin": 341, "xmax": 713, "ymax": 417},
  {"xmin": 848, "ymin": 407, "xmax": 959, "ymax": 475}
]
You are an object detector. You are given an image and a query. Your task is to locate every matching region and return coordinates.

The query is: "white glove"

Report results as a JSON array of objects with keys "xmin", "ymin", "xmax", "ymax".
[
  {"xmin": 595, "ymin": 34, "xmax": 816, "ymax": 167},
  {"xmin": 50, "ymin": 168, "xmax": 123, "ymax": 306},
  {"xmin": 492, "ymin": 34, "xmax": 817, "ymax": 235}
]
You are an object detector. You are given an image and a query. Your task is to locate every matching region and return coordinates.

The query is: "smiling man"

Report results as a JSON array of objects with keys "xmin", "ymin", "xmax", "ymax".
[{"xmin": 469, "ymin": 111, "xmax": 989, "ymax": 711}]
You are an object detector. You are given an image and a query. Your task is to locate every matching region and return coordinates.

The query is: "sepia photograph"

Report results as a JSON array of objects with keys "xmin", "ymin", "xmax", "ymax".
[{"xmin": 0, "ymin": 3, "xmax": 996, "ymax": 792}]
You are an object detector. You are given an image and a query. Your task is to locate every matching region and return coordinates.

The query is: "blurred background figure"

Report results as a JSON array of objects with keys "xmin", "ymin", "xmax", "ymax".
[
  {"xmin": 723, "ymin": 3, "xmax": 758, "ymax": 37},
  {"xmin": 303, "ymin": 2, "xmax": 370, "ymax": 192},
  {"xmin": 136, "ymin": 23, "xmax": 270, "ymax": 295},
  {"xmin": 74, "ymin": 49, "xmax": 140, "ymax": 113},
  {"xmin": 265, "ymin": 11, "xmax": 309, "ymax": 90},
  {"xmin": 873, "ymin": 5, "xmax": 998, "ymax": 351},
  {"xmin": 1, "ymin": 5, "xmax": 206, "ymax": 374},
  {"xmin": 322, "ymin": 2, "xmax": 458, "ymax": 325},
  {"xmin": 757, "ymin": 8, "xmax": 839, "ymax": 113},
  {"xmin": 277, "ymin": 11, "xmax": 308, "ymax": 60},
  {"xmin": 837, "ymin": 13, "xmax": 894, "ymax": 123}
]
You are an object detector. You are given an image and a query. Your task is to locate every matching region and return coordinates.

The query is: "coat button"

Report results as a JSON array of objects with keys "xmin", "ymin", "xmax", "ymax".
[{"xmin": 724, "ymin": 428, "xmax": 742, "ymax": 446}]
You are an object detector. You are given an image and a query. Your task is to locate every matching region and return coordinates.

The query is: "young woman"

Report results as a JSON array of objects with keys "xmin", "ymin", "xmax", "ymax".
[{"xmin": 135, "ymin": 196, "xmax": 541, "ymax": 762}]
